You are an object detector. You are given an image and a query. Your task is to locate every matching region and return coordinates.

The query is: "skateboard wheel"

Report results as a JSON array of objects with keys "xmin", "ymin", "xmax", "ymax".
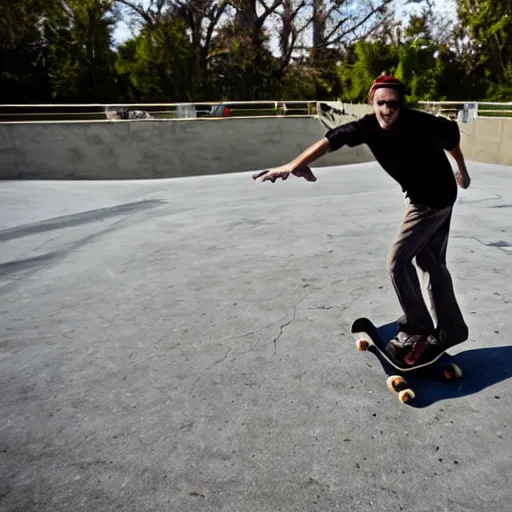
[
  {"xmin": 386, "ymin": 375, "xmax": 406, "ymax": 393},
  {"xmin": 443, "ymin": 363, "xmax": 462, "ymax": 380},
  {"xmin": 398, "ymin": 389, "xmax": 415, "ymax": 404},
  {"xmin": 356, "ymin": 339, "xmax": 370, "ymax": 351}
]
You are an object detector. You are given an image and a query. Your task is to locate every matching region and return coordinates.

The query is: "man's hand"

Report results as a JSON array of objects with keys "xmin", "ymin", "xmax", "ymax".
[
  {"xmin": 455, "ymin": 169, "xmax": 471, "ymax": 189},
  {"xmin": 448, "ymin": 145, "xmax": 471, "ymax": 189},
  {"xmin": 252, "ymin": 165, "xmax": 317, "ymax": 183}
]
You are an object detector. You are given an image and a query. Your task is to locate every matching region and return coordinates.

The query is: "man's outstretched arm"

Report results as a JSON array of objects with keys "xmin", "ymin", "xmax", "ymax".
[
  {"xmin": 448, "ymin": 145, "xmax": 471, "ymax": 189},
  {"xmin": 252, "ymin": 138, "xmax": 330, "ymax": 183},
  {"xmin": 252, "ymin": 118, "xmax": 366, "ymax": 183}
]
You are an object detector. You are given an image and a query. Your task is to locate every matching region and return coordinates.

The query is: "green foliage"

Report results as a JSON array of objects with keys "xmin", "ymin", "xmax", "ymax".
[
  {"xmin": 206, "ymin": 23, "xmax": 280, "ymax": 101},
  {"xmin": 337, "ymin": 40, "xmax": 398, "ymax": 103},
  {"xmin": 0, "ymin": 0, "xmax": 120, "ymax": 103},
  {"xmin": 116, "ymin": 18, "xmax": 198, "ymax": 102},
  {"xmin": 333, "ymin": 0, "xmax": 508, "ymax": 104},
  {"xmin": 0, "ymin": 0, "xmax": 55, "ymax": 102},
  {"xmin": 278, "ymin": 67, "xmax": 318, "ymax": 100},
  {"xmin": 457, "ymin": 0, "xmax": 512, "ymax": 98},
  {"xmin": 45, "ymin": 0, "xmax": 119, "ymax": 102}
]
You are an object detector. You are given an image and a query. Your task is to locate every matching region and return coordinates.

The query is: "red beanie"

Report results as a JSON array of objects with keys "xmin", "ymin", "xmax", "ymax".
[{"xmin": 368, "ymin": 75, "xmax": 407, "ymax": 102}]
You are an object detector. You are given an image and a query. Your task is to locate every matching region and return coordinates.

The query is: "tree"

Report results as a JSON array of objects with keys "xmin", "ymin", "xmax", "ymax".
[
  {"xmin": 302, "ymin": 0, "xmax": 394, "ymax": 99},
  {"xmin": 207, "ymin": 17, "xmax": 280, "ymax": 100},
  {"xmin": 115, "ymin": 16, "xmax": 197, "ymax": 101},
  {"xmin": 219, "ymin": 0, "xmax": 285, "ymax": 99},
  {"xmin": 276, "ymin": 0, "xmax": 308, "ymax": 75},
  {"xmin": 44, "ymin": 0, "xmax": 120, "ymax": 102},
  {"xmin": 457, "ymin": 0, "xmax": 512, "ymax": 98},
  {"xmin": 0, "ymin": 0, "xmax": 56, "ymax": 102},
  {"xmin": 116, "ymin": 0, "xmax": 229, "ymax": 99},
  {"xmin": 309, "ymin": 0, "xmax": 395, "ymax": 64},
  {"xmin": 337, "ymin": 39, "xmax": 398, "ymax": 102}
]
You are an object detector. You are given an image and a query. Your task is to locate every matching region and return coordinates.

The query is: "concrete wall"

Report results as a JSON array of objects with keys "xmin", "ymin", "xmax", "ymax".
[
  {"xmin": 457, "ymin": 111, "xmax": 512, "ymax": 166},
  {"xmin": 2, "ymin": 104, "xmax": 508, "ymax": 180},
  {"xmin": 0, "ymin": 116, "xmax": 374, "ymax": 180}
]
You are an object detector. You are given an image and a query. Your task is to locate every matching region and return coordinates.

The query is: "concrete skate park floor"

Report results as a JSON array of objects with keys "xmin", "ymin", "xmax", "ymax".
[{"xmin": 1, "ymin": 161, "xmax": 512, "ymax": 511}]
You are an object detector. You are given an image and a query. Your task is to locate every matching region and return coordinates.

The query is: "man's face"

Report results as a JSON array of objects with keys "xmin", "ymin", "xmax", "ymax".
[{"xmin": 372, "ymin": 88, "xmax": 401, "ymax": 130}]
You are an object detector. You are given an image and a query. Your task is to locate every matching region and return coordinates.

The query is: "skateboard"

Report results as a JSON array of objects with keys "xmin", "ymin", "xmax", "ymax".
[{"xmin": 350, "ymin": 317, "xmax": 463, "ymax": 404}]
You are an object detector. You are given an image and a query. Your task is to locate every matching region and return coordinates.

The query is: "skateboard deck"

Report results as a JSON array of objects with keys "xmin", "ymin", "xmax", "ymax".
[{"xmin": 350, "ymin": 317, "xmax": 462, "ymax": 404}]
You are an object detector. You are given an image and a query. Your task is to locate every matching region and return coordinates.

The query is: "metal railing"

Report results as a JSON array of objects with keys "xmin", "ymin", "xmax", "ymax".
[
  {"xmin": 2, "ymin": 100, "xmax": 511, "ymax": 123},
  {"xmin": 419, "ymin": 101, "xmax": 512, "ymax": 121},
  {"xmin": 0, "ymin": 101, "xmax": 318, "ymax": 122}
]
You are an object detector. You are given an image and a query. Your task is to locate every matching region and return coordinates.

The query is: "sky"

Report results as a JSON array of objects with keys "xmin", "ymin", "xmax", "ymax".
[{"xmin": 112, "ymin": 0, "xmax": 458, "ymax": 47}]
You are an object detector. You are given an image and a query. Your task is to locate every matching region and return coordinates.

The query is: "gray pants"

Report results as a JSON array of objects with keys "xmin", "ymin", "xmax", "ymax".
[{"xmin": 387, "ymin": 199, "xmax": 468, "ymax": 342}]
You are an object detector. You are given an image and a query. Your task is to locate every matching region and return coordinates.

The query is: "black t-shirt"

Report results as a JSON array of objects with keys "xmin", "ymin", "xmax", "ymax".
[{"xmin": 325, "ymin": 108, "xmax": 460, "ymax": 208}]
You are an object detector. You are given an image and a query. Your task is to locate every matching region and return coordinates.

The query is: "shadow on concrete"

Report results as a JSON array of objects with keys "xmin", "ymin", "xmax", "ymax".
[
  {"xmin": 0, "ymin": 251, "xmax": 61, "ymax": 277},
  {"xmin": 408, "ymin": 346, "xmax": 512, "ymax": 408},
  {"xmin": 0, "ymin": 213, "xmax": 133, "ymax": 282},
  {"xmin": 364, "ymin": 321, "xmax": 512, "ymax": 408},
  {"xmin": 0, "ymin": 199, "xmax": 165, "ymax": 242},
  {"xmin": 486, "ymin": 240, "xmax": 512, "ymax": 248},
  {"xmin": 0, "ymin": 208, "xmax": 149, "ymax": 290}
]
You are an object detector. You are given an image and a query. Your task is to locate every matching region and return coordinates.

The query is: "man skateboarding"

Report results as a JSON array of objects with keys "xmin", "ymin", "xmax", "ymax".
[{"xmin": 252, "ymin": 75, "xmax": 471, "ymax": 367}]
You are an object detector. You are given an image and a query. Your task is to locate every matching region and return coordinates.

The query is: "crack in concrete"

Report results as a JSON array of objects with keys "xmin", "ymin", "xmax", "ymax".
[
  {"xmin": 269, "ymin": 292, "xmax": 342, "ymax": 354},
  {"xmin": 189, "ymin": 348, "xmax": 233, "ymax": 394},
  {"xmin": 272, "ymin": 301, "xmax": 302, "ymax": 356},
  {"xmin": 199, "ymin": 323, "xmax": 275, "ymax": 348},
  {"xmin": 205, "ymin": 348, "xmax": 232, "ymax": 372}
]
